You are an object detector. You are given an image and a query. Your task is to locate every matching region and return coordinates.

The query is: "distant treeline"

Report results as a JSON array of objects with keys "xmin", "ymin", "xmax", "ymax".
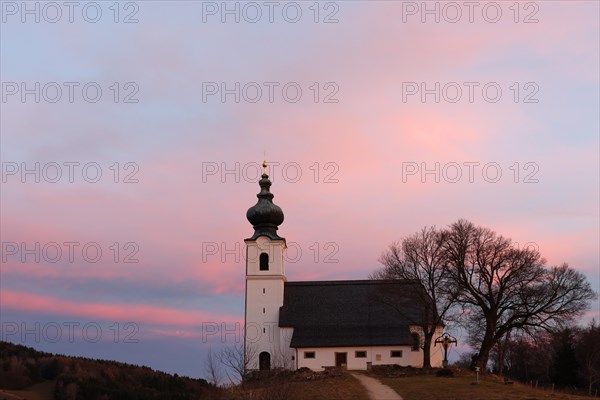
[
  {"xmin": 0, "ymin": 341, "xmax": 222, "ymax": 400},
  {"xmin": 455, "ymin": 323, "xmax": 600, "ymax": 396}
]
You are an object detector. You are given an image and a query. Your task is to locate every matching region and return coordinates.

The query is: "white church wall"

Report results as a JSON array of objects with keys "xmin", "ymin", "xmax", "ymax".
[
  {"xmin": 245, "ymin": 236, "xmax": 285, "ymax": 276},
  {"xmin": 296, "ymin": 346, "xmax": 418, "ymax": 371},
  {"xmin": 430, "ymin": 343, "xmax": 443, "ymax": 368},
  {"xmin": 408, "ymin": 325, "xmax": 445, "ymax": 368},
  {"xmin": 274, "ymin": 327, "xmax": 295, "ymax": 369},
  {"xmin": 429, "ymin": 325, "xmax": 445, "ymax": 368},
  {"xmin": 245, "ymin": 278, "xmax": 286, "ymax": 370},
  {"xmin": 244, "ymin": 235, "xmax": 287, "ymax": 370},
  {"xmin": 270, "ymin": 328, "xmax": 295, "ymax": 369}
]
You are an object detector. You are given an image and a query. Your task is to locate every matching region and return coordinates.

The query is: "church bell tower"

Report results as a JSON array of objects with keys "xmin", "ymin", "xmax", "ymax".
[{"xmin": 244, "ymin": 161, "xmax": 287, "ymax": 371}]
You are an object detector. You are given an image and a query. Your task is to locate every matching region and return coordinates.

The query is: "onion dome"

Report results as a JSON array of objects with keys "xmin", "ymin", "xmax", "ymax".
[{"xmin": 246, "ymin": 161, "xmax": 285, "ymax": 240}]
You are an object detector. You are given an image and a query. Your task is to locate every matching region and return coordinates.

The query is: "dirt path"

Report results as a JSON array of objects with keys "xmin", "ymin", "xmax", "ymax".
[{"xmin": 351, "ymin": 373, "xmax": 403, "ymax": 400}]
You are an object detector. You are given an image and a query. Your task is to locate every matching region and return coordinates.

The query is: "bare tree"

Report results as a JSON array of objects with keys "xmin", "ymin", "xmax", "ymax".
[
  {"xmin": 204, "ymin": 347, "xmax": 222, "ymax": 386},
  {"xmin": 217, "ymin": 342, "xmax": 257, "ymax": 384},
  {"xmin": 370, "ymin": 226, "xmax": 458, "ymax": 369},
  {"xmin": 444, "ymin": 219, "xmax": 597, "ymax": 371}
]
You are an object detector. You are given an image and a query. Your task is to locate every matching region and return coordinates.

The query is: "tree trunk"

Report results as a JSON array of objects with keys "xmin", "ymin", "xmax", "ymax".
[
  {"xmin": 477, "ymin": 340, "xmax": 495, "ymax": 372},
  {"xmin": 422, "ymin": 332, "xmax": 432, "ymax": 369},
  {"xmin": 496, "ymin": 333, "xmax": 510, "ymax": 376},
  {"xmin": 475, "ymin": 319, "xmax": 497, "ymax": 372}
]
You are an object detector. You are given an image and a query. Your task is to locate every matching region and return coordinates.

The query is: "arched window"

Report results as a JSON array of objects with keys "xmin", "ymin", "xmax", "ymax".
[
  {"xmin": 259, "ymin": 351, "xmax": 271, "ymax": 370},
  {"xmin": 259, "ymin": 253, "xmax": 269, "ymax": 271},
  {"xmin": 411, "ymin": 333, "xmax": 420, "ymax": 351}
]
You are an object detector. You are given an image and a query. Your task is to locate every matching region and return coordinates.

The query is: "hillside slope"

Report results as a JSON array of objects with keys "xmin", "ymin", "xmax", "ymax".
[{"xmin": 0, "ymin": 341, "xmax": 219, "ymax": 400}]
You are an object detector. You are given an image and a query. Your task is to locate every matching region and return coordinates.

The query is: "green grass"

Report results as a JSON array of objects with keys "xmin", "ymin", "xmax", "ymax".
[
  {"xmin": 0, "ymin": 380, "xmax": 54, "ymax": 400},
  {"xmin": 379, "ymin": 374, "xmax": 591, "ymax": 400}
]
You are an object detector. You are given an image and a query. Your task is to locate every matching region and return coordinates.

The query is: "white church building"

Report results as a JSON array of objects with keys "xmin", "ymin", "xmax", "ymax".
[{"xmin": 244, "ymin": 165, "xmax": 443, "ymax": 371}]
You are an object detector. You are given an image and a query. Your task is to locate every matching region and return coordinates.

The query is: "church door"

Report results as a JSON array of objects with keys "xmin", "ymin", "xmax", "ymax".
[
  {"xmin": 259, "ymin": 351, "xmax": 271, "ymax": 371},
  {"xmin": 335, "ymin": 352, "xmax": 347, "ymax": 368}
]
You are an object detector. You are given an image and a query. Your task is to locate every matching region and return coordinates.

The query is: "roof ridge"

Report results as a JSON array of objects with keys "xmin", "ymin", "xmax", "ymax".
[{"xmin": 285, "ymin": 279, "xmax": 418, "ymax": 286}]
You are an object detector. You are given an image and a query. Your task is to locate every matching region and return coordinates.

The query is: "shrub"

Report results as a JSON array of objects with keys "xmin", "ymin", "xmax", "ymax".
[{"xmin": 436, "ymin": 368, "xmax": 454, "ymax": 377}]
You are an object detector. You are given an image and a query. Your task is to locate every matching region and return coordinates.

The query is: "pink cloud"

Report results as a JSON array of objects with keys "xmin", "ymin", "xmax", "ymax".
[{"xmin": 2, "ymin": 290, "xmax": 240, "ymax": 328}]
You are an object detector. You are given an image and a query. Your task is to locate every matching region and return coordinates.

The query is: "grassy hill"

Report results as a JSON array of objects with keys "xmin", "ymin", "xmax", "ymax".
[
  {"xmin": 0, "ymin": 341, "xmax": 219, "ymax": 400},
  {"xmin": 1, "ymin": 380, "xmax": 55, "ymax": 400},
  {"xmin": 370, "ymin": 367, "xmax": 593, "ymax": 400}
]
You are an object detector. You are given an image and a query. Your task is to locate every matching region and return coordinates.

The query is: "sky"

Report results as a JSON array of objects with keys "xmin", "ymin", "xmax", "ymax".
[{"xmin": 0, "ymin": 0, "xmax": 599, "ymax": 379}]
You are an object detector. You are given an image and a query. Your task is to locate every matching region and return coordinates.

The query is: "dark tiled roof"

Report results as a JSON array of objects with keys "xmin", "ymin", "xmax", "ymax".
[{"xmin": 279, "ymin": 280, "xmax": 435, "ymax": 348}]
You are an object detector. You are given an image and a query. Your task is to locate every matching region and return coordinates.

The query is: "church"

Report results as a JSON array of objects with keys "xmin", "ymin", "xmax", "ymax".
[{"xmin": 244, "ymin": 164, "xmax": 443, "ymax": 371}]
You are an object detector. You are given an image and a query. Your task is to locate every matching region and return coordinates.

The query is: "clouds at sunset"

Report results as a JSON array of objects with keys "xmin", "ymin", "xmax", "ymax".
[{"xmin": 1, "ymin": 0, "xmax": 598, "ymax": 377}]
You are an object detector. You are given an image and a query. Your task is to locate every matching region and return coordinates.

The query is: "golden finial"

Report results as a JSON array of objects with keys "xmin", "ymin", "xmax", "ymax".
[{"xmin": 262, "ymin": 160, "xmax": 268, "ymax": 175}]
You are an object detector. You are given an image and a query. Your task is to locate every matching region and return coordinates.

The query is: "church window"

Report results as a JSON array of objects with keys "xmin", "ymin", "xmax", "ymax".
[
  {"xmin": 263, "ymin": 307, "xmax": 265, "ymax": 314},
  {"xmin": 263, "ymin": 288, "xmax": 265, "ymax": 294},
  {"xmin": 411, "ymin": 333, "xmax": 420, "ymax": 351},
  {"xmin": 259, "ymin": 253, "xmax": 269, "ymax": 270},
  {"xmin": 355, "ymin": 351, "xmax": 367, "ymax": 358},
  {"xmin": 390, "ymin": 350, "xmax": 403, "ymax": 358},
  {"xmin": 304, "ymin": 351, "xmax": 315, "ymax": 359}
]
